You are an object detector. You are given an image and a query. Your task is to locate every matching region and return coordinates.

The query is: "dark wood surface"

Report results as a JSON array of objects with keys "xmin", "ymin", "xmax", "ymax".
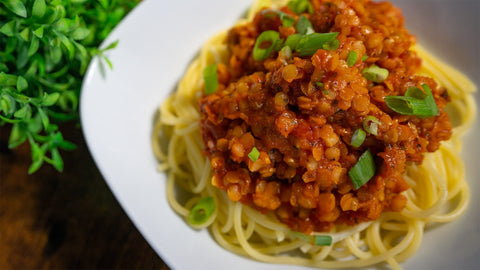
[{"xmin": 0, "ymin": 123, "xmax": 169, "ymax": 269}]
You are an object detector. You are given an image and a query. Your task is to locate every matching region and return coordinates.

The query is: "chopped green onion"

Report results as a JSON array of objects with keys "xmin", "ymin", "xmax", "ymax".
[
  {"xmin": 362, "ymin": 54, "xmax": 368, "ymax": 61},
  {"xmin": 284, "ymin": 33, "xmax": 302, "ymax": 50},
  {"xmin": 419, "ymin": 84, "xmax": 439, "ymax": 116},
  {"xmin": 405, "ymin": 85, "xmax": 428, "ymax": 99},
  {"xmin": 248, "ymin": 146, "xmax": 260, "ymax": 162},
  {"xmin": 279, "ymin": 45, "xmax": 292, "ymax": 62},
  {"xmin": 322, "ymin": 38, "xmax": 340, "ymax": 51},
  {"xmin": 363, "ymin": 116, "xmax": 381, "ymax": 136},
  {"xmin": 279, "ymin": 12, "xmax": 295, "ymax": 27},
  {"xmin": 295, "ymin": 15, "xmax": 314, "ymax": 35},
  {"xmin": 261, "ymin": 9, "xmax": 295, "ymax": 27},
  {"xmin": 348, "ymin": 149, "xmax": 376, "ymax": 190},
  {"xmin": 253, "ymin": 30, "xmax": 280, "ymax": 61},
  {"xmin": 288, "ymin": 0, "xmax": 314, "ymax": 14},
  {"xmin": 347, "ymin": 51, "xmax": 357, "ymax": 67},
  {"xmin": 384, "ymin": 84, "xmax": 439, "ymax": 117},
  {"xmin": 362, "ymin": 65, "xmax": 389, "ymax": 83},
  {"xmin": 203, "ymin": 64, "xmax": 218, "ymax": 95},
  {"xmin": 314, "ymin": 235, "xmax": 333, "ymax": 246},
  {"xmin": 290, "ymin": 231, "xmax": 333, "ymax": 246},
  {"xmin": 296, "ymin": 32, "xmax": 339, "ymax": 56},
  {"xmin": 188, "ymin": 196, "xmax": 215, "ymax": 225},
  {"xmin": 316, "ymin": 82, "xmax": 329, "ymax": 95},
  {"xmin": 350, "ymin": 128, "xmax": 366, "ymax": 147}
]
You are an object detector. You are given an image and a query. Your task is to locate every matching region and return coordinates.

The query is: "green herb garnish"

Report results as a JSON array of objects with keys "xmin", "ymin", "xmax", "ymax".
[
  {"xmin": 253, "ymin": 30, "xmax": 281, "ymax": 61},
  {"xmin": 203, "ymin": 64, "xmax": 218, "ymax": 95},
  {"xmin": 188, "ymin": 196, "xmax": 216, "ymax": 225},
  {"xmin": 384, "ymin": 84, "xmax": 439, "ymax": 117},
  {"xmin": 248, "ymin": 146, "xmax": 260, "ymax": 162},
  {"xmin": 348, "ymin": 149, "xmax": 376, "ymax": 190},
  {"xmin": 362, "ymin": 65, "xmax": 389, "ymax": 83},
  {"xmin": 347, "ymin": 51, "xmax": 357, "ymax": 67},
  {"xmin": 0, "ymin": 0, "xmax": 140, "ymax": 173}
]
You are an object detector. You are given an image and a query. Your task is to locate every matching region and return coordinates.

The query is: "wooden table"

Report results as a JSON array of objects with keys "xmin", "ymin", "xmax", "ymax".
[{"xmin": 0, "ymin": 123, "xmax": 169, "ymax": 269}]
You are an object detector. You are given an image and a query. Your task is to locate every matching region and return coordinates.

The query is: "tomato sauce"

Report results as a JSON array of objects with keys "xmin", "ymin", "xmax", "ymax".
[{"xmin": 199, "ymin": 0, "xmax": 451, "ymax": 233}]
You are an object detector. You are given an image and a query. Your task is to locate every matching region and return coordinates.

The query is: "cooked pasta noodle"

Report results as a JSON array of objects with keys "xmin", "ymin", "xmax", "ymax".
[{"xmin": 152, "ymin": 0, "xmax": 476, "ymax": 268}]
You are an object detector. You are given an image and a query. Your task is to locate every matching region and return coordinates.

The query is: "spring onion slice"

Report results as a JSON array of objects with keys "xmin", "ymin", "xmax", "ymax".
[
  {"xmin": 322, "ymin": 38, "xmax": 340, "ymax": 51},
  {"xmin": 279, "ymin": 12, "xmax": 295, "ymax": 27},
  {"xmin": 351, "ymin": 128, "xmax": 366, "ymax": 147},
  {"xmin": 362, "ymin": 54, "xmax": 368, "ymax": 61},
  {"xmin": 295, "ymin": 15, "xmax": 314, "ymax": 35},
  {"xmin": 290, "ymin": 231, "xmax": 333, "ymax": 246},
  {"xmin": 296, "ymin": 32, "xmax": 339, "ymax": 56},
  {"xmin": 384, "ymin": 84, "xmax": 439, "ymax": 117},
  {"xmin": 203, "ymin": 64, "xmax": 218, "ymax": 95},
  {"xmin": 363, "ymin": 116, "xmax": 381, "ymax": 136},
  {"xmin": 253, "ymin": 30, "xmax": 280, "ymax": 61},
  {"xmin": 188, "ymin": 196, "xmax": 216, "ymax": 225},
  {"xmin": 288, "ymin": 0, "xmax": 314, "ymax": 14},
  {"xmin": 362, "ymin": 65, "xmax": 389, "ymax": 83},
  {"xmin": 261, "ymin": 9, "xmax": 295, "ymax": 27},
  {"xmin": 348, "ymin": 150, "xmax": 376, "ymax": 190},
  {"xmin": 314, "ymin": 235, "xmax": 333, "ymax": 246},
  {"xmin": 347, "ymin": 51, "xmax": 357, "ymax": 67},
  {"xmin": 284, "ymin": 33, "xmax": 302, "ymax": 50},
  {"xmin": 248, "ymin": 146, "xmax": 260, "ymax": 162}
]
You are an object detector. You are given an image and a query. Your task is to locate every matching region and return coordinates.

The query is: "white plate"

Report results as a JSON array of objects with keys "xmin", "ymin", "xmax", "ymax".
[{"xmin": 80, "ymin": 0, "xmax": 480, "ymax": 269}]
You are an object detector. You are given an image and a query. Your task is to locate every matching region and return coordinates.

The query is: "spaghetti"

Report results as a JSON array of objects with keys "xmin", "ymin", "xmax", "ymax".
[{"xmin": 152, "ymin": 0, "xmax": 476, "ymax": 268}]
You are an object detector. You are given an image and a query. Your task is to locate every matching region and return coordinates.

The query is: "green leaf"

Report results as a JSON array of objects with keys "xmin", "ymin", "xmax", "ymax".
[
  {"xmin": 8, "ymin": 123, "xmax": 27, "ymax": 148},
  {"xmin": 0, "ymin": 94, "xmax": 16, "ymax": 115},
  {"xmin": 28, "ymin": 35, "xmax": 40, "ymax": 56},
  {"xmin": 102, "ymin": 55, "xmax": 113, "ymax": 70},
  {"xmin": 70, "ymin": 27, "xmax": 90, "ymax": 40},
  {"xmin": 102, "ymin": 40, "xmax": 119, "ymax": 51},
  {"xmin": 5, "ymin": 36, "xmax": 17, "ymax": 53},
  {"xmin": 99, "ymin": 0, "xmax": 110, "ymax": 9},
  {"xmin": 19, "ymin": 27, "xmax": 30, "ymax": 41},
  {"xmin": 16, "ymin": 75, "xmax": 28, "ymax": 91},
  {"xmin": 42, "ymin": 92, "xmax": 60, "ymax": 106},
  {"xmin": 14, "ymin": 103, "xmax": 31, "ymax": 118},
  {"xmin": 50, "ymin": 148, "xmax": 63, "ymax": 172},
  {"xmin": 33, "ymin": 26, "xmax": 44, "ymax": 38},
  {"xmin": 0, "ymin": 72, "xmax": 18, "ymax": 86},
  {"xmin": 0, "ymin": 20, "xmax": 16, "ymax": 36},
  {"xmin": 57, "ymin": 140, "xmax": 76, "ymax": 150},
  {"xmin": 32, "ymin": 0, "xmax": 46, "ymax": 18},
  {"xmin": 0, "ymin": 114, "xmax": 21, "ymax": 123},
  {"xmin": 2, "ymin": 0, "xmax": 27, "ymax": 18},
  {"xmin": 54, "ymin": 18, "xmax": 74, "ymax": 33},
  {"xmin": 37, "ymin": 107, "xmax": 49, "ymax": 129},
  {"xmin": 16, "ymin": 43, "xmax": 29, "ymax": 69},
  {"xmin": 28, "ymin": 157, "xmax": 44, "ymax": 174},
  {"xmin": 47, "ymin": 46, "xmax": 62, "ymax": 67},
  {"xmin": 0, "ymin": 63, "xmax": 8, "ymax": 73},
  {"xmin": 28, "ymin": 113, "xmax": 43, "ymax": 133},
  {"xmin": 55, "ymin": 31, "xmax": 75, "ymax": 60},
  {"xmin": 57, "ymin": 90, "xmax": 78, "ymax": 111}
]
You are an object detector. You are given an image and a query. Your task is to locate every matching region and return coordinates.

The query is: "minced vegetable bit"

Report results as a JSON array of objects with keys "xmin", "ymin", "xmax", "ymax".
[{"xmin": 199, "ymin": 0, "xmax": 451, "ymax": 233}]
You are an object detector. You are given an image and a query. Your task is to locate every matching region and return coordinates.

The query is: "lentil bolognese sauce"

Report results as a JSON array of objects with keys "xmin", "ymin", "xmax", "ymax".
[
  {"xmin": 199, "ymin": 0, "xmax": 451, "ymax": 234},
  {"xmin": 153, "ymin": 0, "xmax": 476, "ymax": 268}
]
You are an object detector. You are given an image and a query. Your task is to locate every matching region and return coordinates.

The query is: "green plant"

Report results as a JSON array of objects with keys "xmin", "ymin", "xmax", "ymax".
[{"xmin": 0, "ymin": 0, "xmax": 140, "ymax": 173}]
